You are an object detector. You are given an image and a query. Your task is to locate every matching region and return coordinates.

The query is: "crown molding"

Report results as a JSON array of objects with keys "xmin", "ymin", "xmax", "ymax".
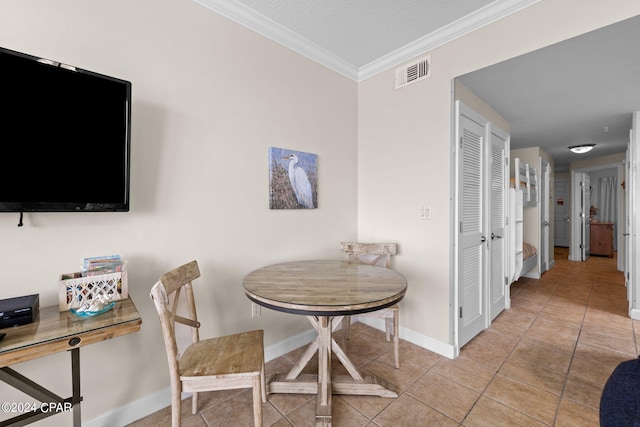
[
  {"xmin": 192, "ymin": 0, "xmax": 541, "ymax": 82},
  {"xmin": 192, "ymin": 0, "xmax": 359, "ymax": 80},
  {"xmin": 358, "ymin": 0, "xmax": 543, "ymax": 81}
]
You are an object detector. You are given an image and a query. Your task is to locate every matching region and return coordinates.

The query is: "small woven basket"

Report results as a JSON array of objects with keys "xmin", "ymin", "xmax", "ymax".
[{"xmin": 58, "ymin": 270, "xmax": 128, "ymax": 312}]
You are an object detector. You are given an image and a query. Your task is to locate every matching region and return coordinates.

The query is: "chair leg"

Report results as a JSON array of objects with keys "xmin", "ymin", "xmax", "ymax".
[
  {"xmin": 260, "ymin": 358, "xmax": 267, "ymax": 403},
  {"xmin": 252, "ymin": 374, "xmax": 263, "ymax": 427},
  {"xmin": 171, "ymin": 386, "xmax": 182, "ymax": 427},
  {"xmin": 192, "ymin": 391, "xmax": 198, "ymax": 414}
]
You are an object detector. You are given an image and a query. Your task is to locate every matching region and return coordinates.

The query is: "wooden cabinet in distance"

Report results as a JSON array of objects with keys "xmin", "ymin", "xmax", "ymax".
[{"xmin": 591, "ymin": 222, "xmax": 614, "ymax": 257}]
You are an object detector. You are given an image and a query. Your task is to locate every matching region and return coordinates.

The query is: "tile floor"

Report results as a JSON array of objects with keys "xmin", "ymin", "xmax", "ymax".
[{"xmin": 129, "ymin": 247, "xmax": 637, "ymax": 426}]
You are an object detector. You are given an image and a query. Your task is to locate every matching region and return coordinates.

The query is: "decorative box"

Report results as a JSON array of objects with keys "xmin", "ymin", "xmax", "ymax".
[{"xmin": 58, "ymin": 270, "xmax": 128, "ymax": 312}]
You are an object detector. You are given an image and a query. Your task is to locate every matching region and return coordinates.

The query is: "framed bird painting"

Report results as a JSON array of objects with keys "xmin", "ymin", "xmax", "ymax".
[{"xmin": 269, "ymin": 147, "xmax": 317, "ymax": 209}]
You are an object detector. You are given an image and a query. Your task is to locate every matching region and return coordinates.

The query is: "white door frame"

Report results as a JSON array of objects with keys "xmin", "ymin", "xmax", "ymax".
[
  {"xmin": 540, "ymin": 158, "xmax": 551, "ymax": 272},
  {"xmin": 630, "ymin": 112, "xmax": 640, "ymax": 319},
  {"xmin": 570, "ymin": 172, "xmax": 591, "ymax": 261}
]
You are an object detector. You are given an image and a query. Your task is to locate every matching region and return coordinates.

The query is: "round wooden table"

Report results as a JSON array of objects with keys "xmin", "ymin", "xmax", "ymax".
[{"xmin": 243, "ymin": 260, "xmax": 407, "ymax": 426}]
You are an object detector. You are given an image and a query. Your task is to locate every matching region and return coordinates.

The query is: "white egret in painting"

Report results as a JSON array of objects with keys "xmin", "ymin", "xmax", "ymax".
[{"xmin": 282, "ymin": 153, "xmax": 314, "ymax": 208}]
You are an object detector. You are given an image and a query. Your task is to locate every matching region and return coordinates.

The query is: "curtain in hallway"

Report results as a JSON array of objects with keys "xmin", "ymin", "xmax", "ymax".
[
  {"xmin": 598, "ymin": 176, "xmax": 617, "ymax": 248},
  {"xmin": 598, "ymin": 177, "xmax": 617, "ymax": 222}
]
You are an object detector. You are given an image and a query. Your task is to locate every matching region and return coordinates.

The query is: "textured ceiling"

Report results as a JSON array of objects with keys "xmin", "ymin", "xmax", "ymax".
[
  {"xmin": 193, "ymin": 0, "xmax": 536, "ymax": 80},
  {"xmin": 233, "ymin": 0, "xmax": 495, "ymax": 68}
]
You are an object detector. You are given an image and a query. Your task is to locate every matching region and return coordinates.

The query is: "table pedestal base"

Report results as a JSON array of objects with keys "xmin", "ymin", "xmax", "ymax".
[
  {"xmin": 267, "ymin": 373, "xmax": 397, "ymax": 396},
  {"xmin": 267, "ymin": 316, "xmax": 397, "ymax": 426}
]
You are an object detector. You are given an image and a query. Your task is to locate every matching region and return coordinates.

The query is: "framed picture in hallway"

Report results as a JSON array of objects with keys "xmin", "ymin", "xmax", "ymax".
[{"xmin": 269, "ymin": 147, "xmax": 317, "ymax": 209}]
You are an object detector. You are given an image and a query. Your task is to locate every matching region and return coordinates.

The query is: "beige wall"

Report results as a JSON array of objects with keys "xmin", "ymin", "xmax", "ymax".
[
  {"xmin": 571, "ymin": 152, "xmax": 626, "ymax": 171},
  {"xmin": 454, "ymin": 80, "xmax": 510, "ymax": 133},
  {"xmin": 357, "ymin": 0, "xmax": 640, "ymax": 347},
  {"xmin": 1, "ymin": 0, "xmax": 640, "ymax": 424},
  {"xmin": 0, "ymin": 0, "xmax": 357, "ymax": 424}
]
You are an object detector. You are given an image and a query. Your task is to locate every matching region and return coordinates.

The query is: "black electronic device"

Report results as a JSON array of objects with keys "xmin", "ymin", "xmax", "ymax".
[
  {"xmin": 0, "ymin": 46, "xmax": 131, "ymax": 213},
  {"xmin": 0, "ymin": 294, "xmax": 40, "ymax": 328}
]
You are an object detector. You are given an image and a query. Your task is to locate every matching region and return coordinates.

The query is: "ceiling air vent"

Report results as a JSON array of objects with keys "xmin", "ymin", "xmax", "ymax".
[{"xmin": 395, "ymin": 55, "xmax": 431, "ymax": 89}]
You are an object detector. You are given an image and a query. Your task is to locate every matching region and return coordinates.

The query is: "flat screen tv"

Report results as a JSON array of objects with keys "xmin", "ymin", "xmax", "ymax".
[{"xmin": 0, "ymin": 46, "xmax": 131, "ymax": 213}]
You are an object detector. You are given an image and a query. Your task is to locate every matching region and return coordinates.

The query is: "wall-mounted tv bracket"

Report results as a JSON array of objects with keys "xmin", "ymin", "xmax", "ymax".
[{"xmin": 18, "ymin": 211, "xmax": 23, "ymax": 227}]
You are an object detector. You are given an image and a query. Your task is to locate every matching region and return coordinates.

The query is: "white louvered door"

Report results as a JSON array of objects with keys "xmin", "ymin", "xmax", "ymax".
[
  {"xmin": 456, "ymin": 102, "xmax": 487, "ymax": 348},
  {"xmin": 489, "ymin": 125, "xmax": 509, "ymax": 320},
  {"xmin": 455, "ymin": 102, "xmax": 510, "ymax": 351}
]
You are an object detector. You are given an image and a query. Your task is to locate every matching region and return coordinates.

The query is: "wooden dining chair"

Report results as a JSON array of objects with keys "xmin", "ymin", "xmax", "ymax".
[
  {"xmin": 150, "ymin": 260, "xmax": 266, "ymax": 427},
  {"xmin": 340, "ymin": 242, "xmax": 400, "ymax": 368}
]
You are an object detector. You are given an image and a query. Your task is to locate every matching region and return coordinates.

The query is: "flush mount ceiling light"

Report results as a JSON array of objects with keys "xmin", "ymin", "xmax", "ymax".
[{"xmin": 569, "ymin": 144, "xmax": 596, "ymax": 154}]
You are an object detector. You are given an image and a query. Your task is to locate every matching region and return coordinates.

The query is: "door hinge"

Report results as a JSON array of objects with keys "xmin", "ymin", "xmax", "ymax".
[
  {"xmin": 505, "ymin": 276, "xmax": 508, "ymax": 285},
  {"xmin": 459, "ymin": 307, "xmax": 463, "ymax": 318}
]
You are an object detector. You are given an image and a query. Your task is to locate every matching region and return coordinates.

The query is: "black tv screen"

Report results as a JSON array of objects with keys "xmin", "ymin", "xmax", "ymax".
[{"xmin": 0, "ymin": 47, "xmax": 131, "ymax": 212}]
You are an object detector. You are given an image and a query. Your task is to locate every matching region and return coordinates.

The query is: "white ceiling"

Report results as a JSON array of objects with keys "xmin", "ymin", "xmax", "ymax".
[
  {"xmin": 193, "ymin": 0, "xmax": 640, "ymax": 171},
  {"xmin": 192, "ymin": 0, "xmax": 538, "ymax": 80}
]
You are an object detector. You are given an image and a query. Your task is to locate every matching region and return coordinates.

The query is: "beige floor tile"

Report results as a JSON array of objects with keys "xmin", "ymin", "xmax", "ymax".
[
  {"xmin": 563, "ymin": 374, "xmax": 605, "ymax": 410},
  {"xmin": 430, "ymin": 356, "xmax": 496, "ymax": 393},
  {"xmin": 395, "ymin": 340, "xmax": 443, "ymax": 369},
  {"xmin": 458, "ymin": 337, "xmax": 511, "ymax": 371},
  {"xmin": 553, "ymin": 398, "xmax": 599, "ymax": 427},
  {"xmin": 483, "ymin": 374, "xmax": 560, "ymax": 425},
  {"xmin": 573, "ymin": 341, "xmax": 635, "ymax": 366},
  {"xmin": 538, "ymin": 301, "xmax": 586, "ymax": 326},
  {"xmin": 360, "ymin": 358, "xmax": 427, "ymax": 392},
  {"xmin": 508, "ymin": 292, "xmax": 549, "ymax": 314},
  {"xmin": 407, "ymin": 371, "xmax": 480, "ymax": 422},
  {"xmin": 578, "ymin": 324, "xmax": 636, "ymax": 355},
  {"xmin": 462, "ymin": 396, "xmax": 548, "ymax": 427},
  {"xmin": 569, "ymin": 355, "xmax": 624, "ymax": 387},
  {"xmin": 372, "ymin": 394, "xmax": 458, "ymax": 427},
  {"xmin": 199, "ymin": 389, "xmax": 281, "ymax": 427},
  {"xmin": 499, "ymin": 354, "xmax": 567, "ymax": 395},
  {"xmin": 489, "ymin": 309, "xmax": 536, "ymax": 337},
  {"xmin": 337, "ymin": 393, "xmax": 393, "ymax": 420},
  {"xmin": 584, "ymin": 306, "xmax": 633, "ymax": 330},
  {"xmin": 508, "ymin": 339, "xmax": 572, "ymax": 374},
  {"xmin": 471, "ymin": 328, "xmax": 520, "ymax": 354}
]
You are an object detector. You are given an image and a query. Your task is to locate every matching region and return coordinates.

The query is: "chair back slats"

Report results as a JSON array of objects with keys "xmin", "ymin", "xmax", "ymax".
[
  {"xmin": 150, "ymin": 261, "xmax": 203, "ymax": 363},
  {"xmin": 159, "ymin": 260, "xmax": 200, "ymax": 294},
  {"xmin": 340, "ymin": 242, "xmax": 397, "ymax": 268},
  {"xmin": 173, "ymin": 314, "xmax": 200, "ymax": 329}
]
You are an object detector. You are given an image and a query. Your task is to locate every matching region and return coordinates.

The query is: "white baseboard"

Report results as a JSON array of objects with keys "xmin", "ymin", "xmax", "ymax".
[
  {"xmin": 84, "ymin": 387, "xmax": 171, "ymax": 427},
  {"xmin": 355, "ymin": 317, "xmax": 455, "ymax": 358},
  {"xmin": 84, "ymin": 322, "xmax": 450, "ymax": 426}
]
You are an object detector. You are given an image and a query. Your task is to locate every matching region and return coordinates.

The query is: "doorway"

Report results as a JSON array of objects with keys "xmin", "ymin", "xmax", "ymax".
[{"xmin": 554, "ymin": 178, "xmax": 570, "ymax": 247}]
